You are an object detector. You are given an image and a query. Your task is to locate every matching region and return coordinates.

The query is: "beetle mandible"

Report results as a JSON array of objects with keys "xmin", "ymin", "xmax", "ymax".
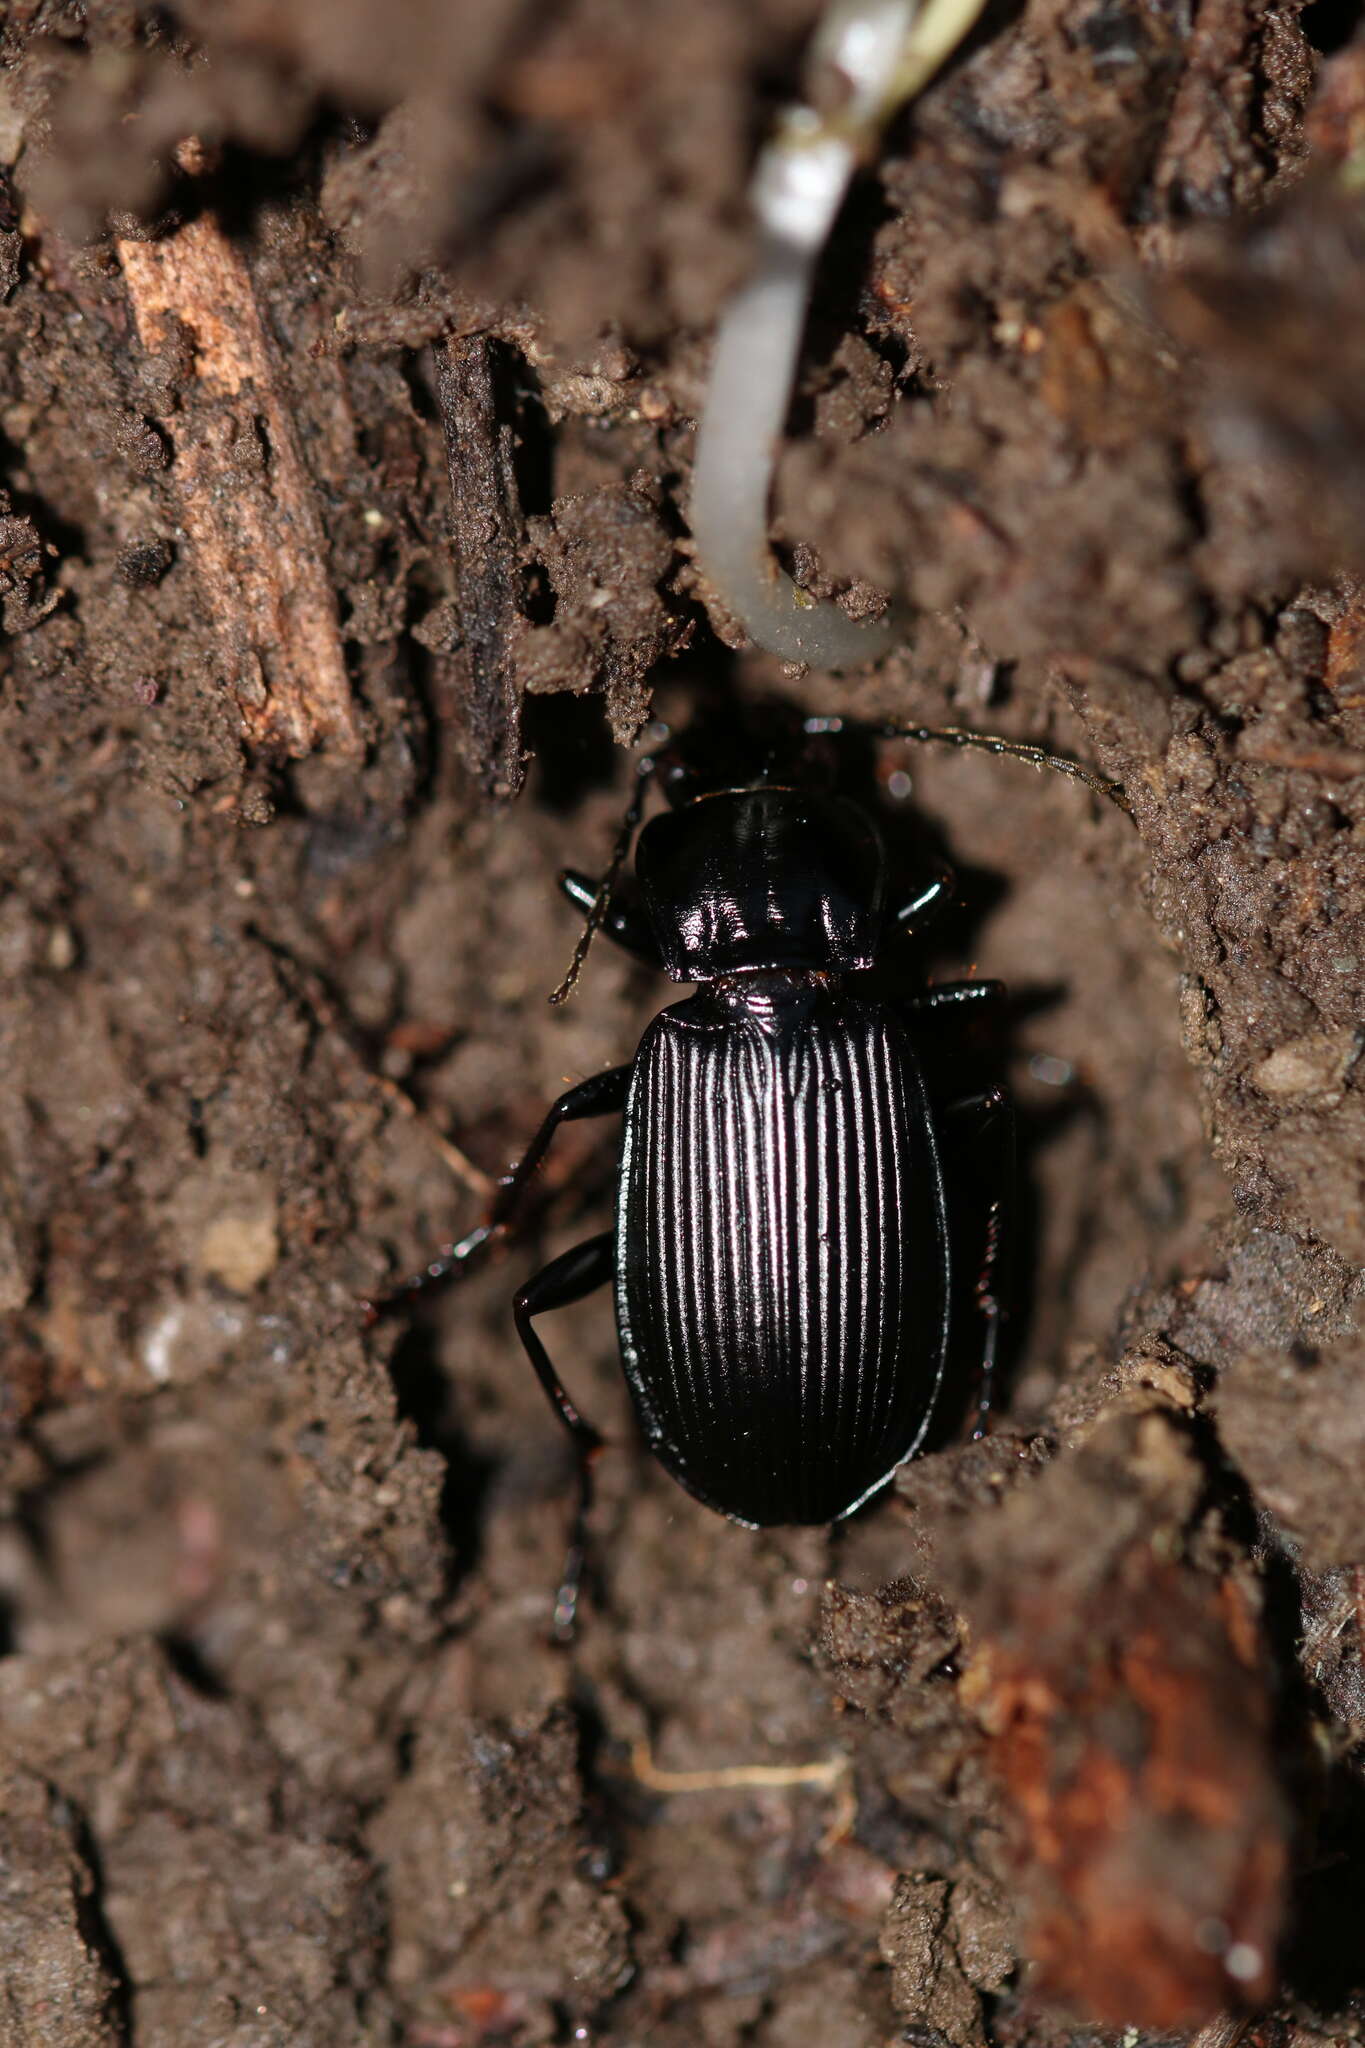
[{"xmin": 376, "ymin": 708, "xmax": 1129, "ymax": 1635}]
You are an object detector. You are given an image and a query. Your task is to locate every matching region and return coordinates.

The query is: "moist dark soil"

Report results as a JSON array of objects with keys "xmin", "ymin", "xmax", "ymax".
[{"xmin": 3, "ymin": 1, "xmax": 1365, "ymax": 2043}]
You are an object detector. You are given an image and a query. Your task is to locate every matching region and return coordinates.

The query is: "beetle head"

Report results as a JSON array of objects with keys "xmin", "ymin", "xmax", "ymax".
[{"xmin": 651, "ymin": 699, "xmax": 840, "ymax": 809}]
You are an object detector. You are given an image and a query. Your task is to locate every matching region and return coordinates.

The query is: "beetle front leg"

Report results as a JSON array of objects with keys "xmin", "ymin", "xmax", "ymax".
[
  {"xmin": 943, "ymin": 1083, "xmax": 1014, "ymax": 1439},
  {"xmin": 907, "ymin": 978, "xmax": 1005, "ymax": 1014},
  {"xmin": 514, "ymin": 1230, "xmax": 616, "ymax": 1640},
  {"xmin": 559, "ymin": 870, "xmax": 663, "ymax": 970},
  {"xmin": 366, "ymin": 1064, "xmax": 631, "ymax": 1317},
  {"xmin": 893, "ymin": 863, "xmax": 956, "ymax": 938}
]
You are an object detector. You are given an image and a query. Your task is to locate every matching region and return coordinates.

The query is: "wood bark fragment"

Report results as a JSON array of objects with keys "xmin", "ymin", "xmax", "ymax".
[
  {"xmin": 916, "ymin": 1410, "xmax": 1289, "ymax": 2030},
  {"xmin": 117, "ymin": 213, "xmax": 363, "ymax": 761},
  {"xmin": 1324, "ymin": 578, "xmax": 1365, "ymax": 703},
  {"xmin": 963, "ymin": 1555, "xmax": 1284, "ymax": 2028},
  {"xmin": 433, "ymin": 334, "xmax": 527, "ymax": 801}
]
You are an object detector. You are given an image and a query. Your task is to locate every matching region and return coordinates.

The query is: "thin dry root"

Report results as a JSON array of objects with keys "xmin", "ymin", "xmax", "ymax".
[
  {"xmin": 690, "ymin": 0, "xmax": 991, "ymax": 670},
  {"xmin": 630, "ymin": 1738, "xmax": 857, "ymax": 1850}
]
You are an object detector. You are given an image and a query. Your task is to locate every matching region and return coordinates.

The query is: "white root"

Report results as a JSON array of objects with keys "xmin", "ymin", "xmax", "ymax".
[{"xmin": 690, "ymin": 0, "xmax": 988, "ymax": 670}]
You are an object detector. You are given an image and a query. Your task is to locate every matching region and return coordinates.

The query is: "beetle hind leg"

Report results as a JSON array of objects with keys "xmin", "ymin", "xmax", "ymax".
[
  {"xmin": 943, "ymin": 1084, "xmax": 1015, "ymax": 1440},
  {"xmin": 514, "ymin": 1230, "xmax": 616, "ymax": 1640},
  {"xmin": 365, "ymin": 1064, "xmax": 630, "ymax": 1320}
]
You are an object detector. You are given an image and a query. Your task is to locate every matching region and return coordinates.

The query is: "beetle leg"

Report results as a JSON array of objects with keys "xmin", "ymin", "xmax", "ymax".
[
  {"xmin": 943, "ymin": 1083, "xmax": 1014, "ymax": 1439},
  {"xmin": 488, "ymin": 1064, "xmax": 632, "ymax": 1226},
  {"xmin": 514, "ymin": 1231, "xmax": 616, "ymax": 1640},
  {"xmin": 906, "ymin": 978, "xmax": 1005, "ymax": 1013},
  {"xmin": 362, "ymin": 1219, "xmax": 498, "ymax": 1321},
  {"xmin": 894, "ymin": 861, "xmax": 956, "ymax": 935},
  {"xmin": 558, "ymin": 870, "xmax": 663, "ymax": 968},
  {"xmin": 365, "ymin": 1065, "xmax": 631, "ymax": 1318}
]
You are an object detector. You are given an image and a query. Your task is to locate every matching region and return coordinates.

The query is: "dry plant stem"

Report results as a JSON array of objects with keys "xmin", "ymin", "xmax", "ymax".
[
  {"xmin": 690, "ymin": 0, "xmax": 988, "ymax": 668},
  {"xmin": 630, "ymin": 1740, "xmax": 849, "ymax": 1795},
  {"xmin": 117, "ymin": 214, "xmax": 363, "ymax": 761},
  {"xmin": 370, "ymin": 1076, "xmax": 495, "ymax": 1201},
  {"xmin": 631, "ymin": 1741, "xmax": 859, "ymax": 1851},
  {"xmin": 433, "ymin": 334, "xmax": 527, "ymax": 799},
  {"xmin": 259, "ymin": 933, "xmax": 494, "ymax": 1201}
]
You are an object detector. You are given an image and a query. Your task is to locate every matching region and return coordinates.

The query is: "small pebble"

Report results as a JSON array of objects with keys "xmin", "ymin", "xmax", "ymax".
[{"xmin": 1029, "ymin": 1053, "xmax": 1074, "ymax": 1088}]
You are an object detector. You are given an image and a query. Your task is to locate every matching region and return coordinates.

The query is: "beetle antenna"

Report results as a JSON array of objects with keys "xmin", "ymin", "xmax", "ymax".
[
  {"xmin": 805, "ymin": 716, "xmax": 1132, "ymax": 815},
  {"xmin": 548, "ymin": 755, "xmax": 656, "ymax": 1005}
]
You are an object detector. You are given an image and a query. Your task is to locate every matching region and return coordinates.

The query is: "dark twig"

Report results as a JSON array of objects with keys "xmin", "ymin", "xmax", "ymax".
[{"xmin": 433, "ymin": 334, "xmax": 528, "ymax": 800}]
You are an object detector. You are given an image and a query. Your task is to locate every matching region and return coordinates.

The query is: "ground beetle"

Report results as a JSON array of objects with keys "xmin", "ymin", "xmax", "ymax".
[{"xmin": 377, "ymin": 708, "xmax": 1128, "ymax": 1634}]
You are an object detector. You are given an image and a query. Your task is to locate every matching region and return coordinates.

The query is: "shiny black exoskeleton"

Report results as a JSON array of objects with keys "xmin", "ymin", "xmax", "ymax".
[
  {"xmin": 609, "ymin": 777, "xmax": 965, "ymax": 1532},
  {"xmin": 379, "ymin": 710, "xmax": 1125, "ymax": 1633}
]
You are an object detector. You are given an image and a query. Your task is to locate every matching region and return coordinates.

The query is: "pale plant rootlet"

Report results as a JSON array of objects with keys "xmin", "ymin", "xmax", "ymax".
[{"xmin": 689, "ymin": 0, "xmax": 989, "ymax": 668}]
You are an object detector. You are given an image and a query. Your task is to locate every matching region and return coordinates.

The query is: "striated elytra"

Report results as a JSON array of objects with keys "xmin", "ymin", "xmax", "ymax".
[{"xmin": 616, "ymin": 979, "xmax": 950, "ymax": 1530}]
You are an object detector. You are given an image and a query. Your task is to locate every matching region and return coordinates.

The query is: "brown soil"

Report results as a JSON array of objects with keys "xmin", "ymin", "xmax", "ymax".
[{"xmin": 2, "ymin": 0, "xmax": 1365, "ymax": 2042}]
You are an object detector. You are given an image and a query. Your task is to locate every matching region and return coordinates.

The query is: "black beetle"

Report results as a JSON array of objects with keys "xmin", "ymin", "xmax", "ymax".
[{"xmin": 377, "ymin": 709, "xmax": 1127, "ymax": 1634}]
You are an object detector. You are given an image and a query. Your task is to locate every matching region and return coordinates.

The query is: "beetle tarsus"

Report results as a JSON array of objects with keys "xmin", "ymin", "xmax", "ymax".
[
  {"xmin": 362, "ymin": 1222, "xmax": 496, "ymax": 1321},
  {"xmin": 943, "ymin": 1083, "xmax": 1013, "ymax": 1441},
  {"xmin": 552, "ymin": 1445, "xmax": 603, "ymax": 1643},
  {"xmin": 514, "ymin": 1234, "xmax": 615, "ymax": 1642}
]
